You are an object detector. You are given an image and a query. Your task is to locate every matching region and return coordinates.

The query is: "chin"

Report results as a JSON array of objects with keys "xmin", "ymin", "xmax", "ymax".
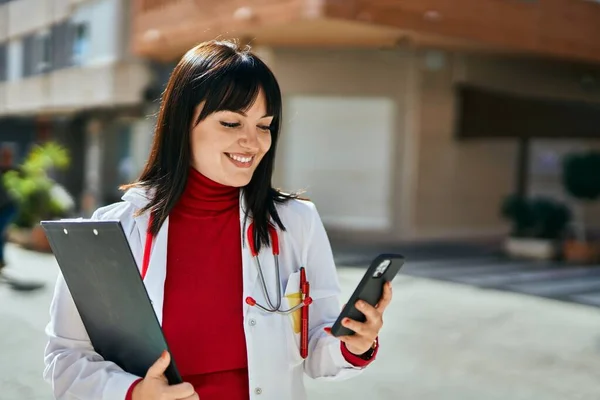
[
  {"xmin": 228, "ymin": 180, "xmax": 250, "ymax": 188},
  {"xmin": 225, "ymin": 174, "xmax": 254, "ymax": 188}
]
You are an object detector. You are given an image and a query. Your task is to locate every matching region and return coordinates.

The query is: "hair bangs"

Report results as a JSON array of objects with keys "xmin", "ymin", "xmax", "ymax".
[{"xmin": 195, "ymin": 56, "xmax": 281, "ymax": 124}]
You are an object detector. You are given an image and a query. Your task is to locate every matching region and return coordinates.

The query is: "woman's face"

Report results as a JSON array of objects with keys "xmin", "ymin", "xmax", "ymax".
[{"xmin": 190, "ymin": 89, "xmax": 273, "ymax": 187}]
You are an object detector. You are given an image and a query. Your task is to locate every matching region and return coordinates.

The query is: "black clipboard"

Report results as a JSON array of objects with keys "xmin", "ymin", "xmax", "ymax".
[{"xmin": 41, "ymin": 219, "xmax": 182, "ymax": 385}]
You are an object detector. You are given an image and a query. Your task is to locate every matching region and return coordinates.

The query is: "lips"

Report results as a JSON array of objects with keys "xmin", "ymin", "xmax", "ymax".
[
  {"xmin": 225, "ymin": 153, "xmax": 255, "ymax": 163},
  {"xmin": 225, "ymin": 153, "xmax": 256, "ymax": 169}
]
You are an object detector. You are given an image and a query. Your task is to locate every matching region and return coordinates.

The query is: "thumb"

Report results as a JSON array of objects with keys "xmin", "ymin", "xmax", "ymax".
[{"xmin": 146, "ymin": 350, "xmax": 170, "ymax": 379}]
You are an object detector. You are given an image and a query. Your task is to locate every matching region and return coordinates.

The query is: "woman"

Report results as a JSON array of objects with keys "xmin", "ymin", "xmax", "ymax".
[{"xmin": 44, "ymin": 40, "xmax": 393, "ymax": 400}]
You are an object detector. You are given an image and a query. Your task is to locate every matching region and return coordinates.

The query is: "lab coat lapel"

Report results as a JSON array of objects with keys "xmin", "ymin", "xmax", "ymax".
[
  {"xmin": 126, "ymin": 189, "xmax": 262, "ymax": 321},
  {"xmin": 132, "ymin": 210, "xmax": 169, "ymax": 325},
  {"xmin": 240, "ymin": 191, "xmax": 259, "ymax": 316}
]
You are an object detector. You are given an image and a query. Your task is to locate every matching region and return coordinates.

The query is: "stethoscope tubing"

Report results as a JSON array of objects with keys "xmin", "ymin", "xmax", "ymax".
[{"xmin": 245, "ymin": 222, "xmax": 311, "ymax": 314}]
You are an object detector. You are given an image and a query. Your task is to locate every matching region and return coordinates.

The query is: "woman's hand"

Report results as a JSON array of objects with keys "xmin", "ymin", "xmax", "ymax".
[
  {"xmin": 326, "ymin": 281, "xmax": 393, "ymax": 355},
  {"xmin": 132, "ymin": 351, "xmax": 198, "ymax": 400}
]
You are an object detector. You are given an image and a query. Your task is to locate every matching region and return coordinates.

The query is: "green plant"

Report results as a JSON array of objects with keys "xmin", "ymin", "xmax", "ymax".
[
  {"xmin": 3, "ymin": 142, "xmax": 72, "ymax": 228},
  {"xmin": 530, "ymin": 198, "xmax": 571, "ymax": 240},
  {"xmin": 562, "ymin": 151, "xmax": 600, "ymax": 200},
  {"xmin": 562, "ymin": 151, "xmax": 600, "ymax": 241},
  {"xmin": 501, "ymin": 194, "xmax": 534, "ymax": 237},
  {"xmin": 501, "ymin": 194, "xmax": 571, "ymax": 240}
]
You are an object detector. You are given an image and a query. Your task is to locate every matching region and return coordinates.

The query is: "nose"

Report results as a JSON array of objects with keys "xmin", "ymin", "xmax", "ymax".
[{"xmin": 239, "ymin": 125, "xmax": 260, "ymax": 151}]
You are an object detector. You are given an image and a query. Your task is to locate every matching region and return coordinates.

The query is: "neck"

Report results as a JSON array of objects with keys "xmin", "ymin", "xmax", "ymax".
[{"xmin": 173, "ymin": 167, "xmax": 239, "ymax": 216}]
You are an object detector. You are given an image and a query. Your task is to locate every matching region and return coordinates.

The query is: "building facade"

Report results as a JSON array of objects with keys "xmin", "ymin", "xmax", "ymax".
[
  {"xmin": 0, "ymin": 0, "xmax": 153, "ymax": 213},
  {"xmin": 108, "ymin": 1, "xmax": 600, "ymax": 240}
]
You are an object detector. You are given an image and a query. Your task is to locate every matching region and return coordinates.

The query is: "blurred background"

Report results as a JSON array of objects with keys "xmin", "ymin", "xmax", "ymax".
[{"xmin": 1, "ymin": 0, "xmax": 600, "ymax": 399}]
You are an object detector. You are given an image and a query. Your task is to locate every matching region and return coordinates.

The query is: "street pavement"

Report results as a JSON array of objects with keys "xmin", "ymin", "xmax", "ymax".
[
  {"xmin": 336, "ymin": 249, "xmax": 600, "ymax": 308},
  {"xmin": 401, "ymin": 256, "xmax": 600, "ymax": 308},
  {"xmin": 2, "ymin": 244, "xmax": 600, "ymax": 399}
]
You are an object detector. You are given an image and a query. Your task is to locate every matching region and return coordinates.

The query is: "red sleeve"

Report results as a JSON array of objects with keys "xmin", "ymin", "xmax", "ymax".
[
  {"xmin": 340, "ymin": 337, "xmax": 379, "ymax": 367},
  {"xmin": 125, "ymin": 378, "xmax": 143, "ymax": 400}
]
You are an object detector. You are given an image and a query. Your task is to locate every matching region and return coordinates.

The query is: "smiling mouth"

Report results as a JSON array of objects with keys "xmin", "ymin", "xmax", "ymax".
[{"xmin": 225, "ymin": 153, "xmax": 255, "ymax": 167}]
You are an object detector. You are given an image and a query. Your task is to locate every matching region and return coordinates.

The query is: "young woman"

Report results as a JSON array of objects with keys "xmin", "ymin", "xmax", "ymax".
[{"xmin": 43, "ymin": 40, "xmax": 393, "ymax": 400}]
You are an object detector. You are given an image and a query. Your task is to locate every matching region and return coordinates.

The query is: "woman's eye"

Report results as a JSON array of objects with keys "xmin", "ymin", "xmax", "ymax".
[
  {"xmin": 258, "ymin": 125, "xmax": 271, "ymax": 132},
  {"xmin": 220, "ymin": 121, "xmax": 240, "ymax": 128}
]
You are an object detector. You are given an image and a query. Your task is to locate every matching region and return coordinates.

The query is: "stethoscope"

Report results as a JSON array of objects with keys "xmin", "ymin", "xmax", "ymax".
[
  {"xmin": 141, "ymin": 216, "xmax": 312, "ymax": 315},
  {"xmin": 244, "ymin": 222, "xmax": 312, "ymax": 315}
]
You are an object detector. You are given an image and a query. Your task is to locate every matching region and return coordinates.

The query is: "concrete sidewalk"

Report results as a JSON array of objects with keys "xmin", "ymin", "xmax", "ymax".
[
  {"xmin": 308, "ymin": 269, "xmax": 600, "ymax": 400},
  {"xmin": 1, "ymin": 245, "xmax": 600, "ymax": 399}
]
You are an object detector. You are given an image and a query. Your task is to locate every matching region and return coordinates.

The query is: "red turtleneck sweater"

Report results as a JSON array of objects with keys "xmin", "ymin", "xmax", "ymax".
[
  {"xmin": 162, "ymin": 167, "xmax": 247, "ymax": 398},
  {"xmin": 125, "ymin": 168, "xmax": 376, "ymax": 400}
]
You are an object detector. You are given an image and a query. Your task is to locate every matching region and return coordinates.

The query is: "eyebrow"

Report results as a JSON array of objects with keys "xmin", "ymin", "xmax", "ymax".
[{"xmin": 228, "ymin": 110, "xmax": 272, "ymax": 118}]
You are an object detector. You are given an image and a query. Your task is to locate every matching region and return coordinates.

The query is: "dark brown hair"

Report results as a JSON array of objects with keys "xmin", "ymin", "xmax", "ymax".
[{"xmin": 123, "ymin": 40, "xmax": 296, "ymax": 252}]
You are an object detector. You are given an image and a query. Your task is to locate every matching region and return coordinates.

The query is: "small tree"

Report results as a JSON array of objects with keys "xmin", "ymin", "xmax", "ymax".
[
  {"xmin": 501, "ymin": 194, "xmax": 535, "ymax": 237},
  {"xmin": 562, "ymin": 151, "xmax": 600, "ymax": 241},
  {"xmin": 3, "ymin": 142, "xmax": 72, "ymax": 228},
  {"xmin": 501, "ymin": 194, "xmax": 571, "ymax": 240},
  {"xmin": 530, "ymin": 198, "xmax": 571, "ymax": 240}
]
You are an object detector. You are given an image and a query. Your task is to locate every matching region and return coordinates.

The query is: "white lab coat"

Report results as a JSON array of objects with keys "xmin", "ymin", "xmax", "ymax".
[{"xmin": 43, "ymin": 187, "xmax": 366, "ymax": 400}]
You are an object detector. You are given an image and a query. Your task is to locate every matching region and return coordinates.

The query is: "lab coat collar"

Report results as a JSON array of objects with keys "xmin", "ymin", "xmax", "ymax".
[{"xmin": 120, "ymin": 186, "xmax": 258, "ymax": 321}]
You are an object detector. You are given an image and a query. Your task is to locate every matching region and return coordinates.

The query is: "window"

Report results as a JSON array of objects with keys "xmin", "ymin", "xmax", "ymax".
[
  {"xmin": 71, "ymin": 23, "xmax": 89, "ymax": 66},
  {"xmin": 284, "ymin": 96, "xmax": 394, "ymax": 230},
  {"xmin": 51, "ymin": 22, "xmax": 73, "ymax": 70},
  {"xmin": 22, "ymin": 31, "xmax": 52, "ymax": 77},
  {"xmin": 36, "ymin": 32, "xmax": 52, "ymax": 73},
  {"xmin": 7, "ymin": 40, "xmax": 22, "ymax": 81},
  {"xmin": 0, "ymin": 44, "xmax": 6, "ymax": 82},
  {"xmin": 21, "ymin": 35, "xmax": 34, "ymax": 77}
]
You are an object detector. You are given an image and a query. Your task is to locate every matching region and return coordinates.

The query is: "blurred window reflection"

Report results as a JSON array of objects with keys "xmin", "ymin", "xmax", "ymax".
[{"xmin": 72, "ymin": 23, "xmax": 89, "ymax": 66}]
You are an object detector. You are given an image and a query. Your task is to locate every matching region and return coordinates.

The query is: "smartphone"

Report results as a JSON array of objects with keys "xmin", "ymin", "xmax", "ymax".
[{"xmin": 330, "ymin": 253, "xmax": 404, "ymax": 337}]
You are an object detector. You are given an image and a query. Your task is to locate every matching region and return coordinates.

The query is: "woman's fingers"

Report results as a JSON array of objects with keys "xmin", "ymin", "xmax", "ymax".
[{"xmin": 375, "ymin": 281, "xmax": 393, "ymax": 313}]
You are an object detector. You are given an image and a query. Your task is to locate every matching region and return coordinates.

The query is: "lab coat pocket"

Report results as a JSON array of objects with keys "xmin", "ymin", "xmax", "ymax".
[{"xmin": 283, "ymin": 270, "xmax": 303, "ymax": 365}]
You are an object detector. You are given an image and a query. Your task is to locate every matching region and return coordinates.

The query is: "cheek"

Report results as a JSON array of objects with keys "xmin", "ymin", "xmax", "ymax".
[
  {"xmin": 190, "ymin": 135, "xmax": 209, "ymax": 159},
  {"xmin": 260, "ymin": 134, "xmax": 273, "ymax": 154},
  {"xmin": 191, "ymin": 129, "xmax": 227, "ymax": 158}
]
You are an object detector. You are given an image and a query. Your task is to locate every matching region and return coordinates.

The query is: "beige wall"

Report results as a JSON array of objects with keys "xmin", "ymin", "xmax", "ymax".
[
  {"xmin": 8, "ymin": 0, "xmax": 53, "ymax": 38},
  {"xmin": 253, "ymin": 46, "xmax": 600, "ymax": 242},
  {"xmin": 6, "ymin": 0, "xmax": 73, "ymax": 38},
  {"xmin": 462, "ymin": 55, "xmax": 600, "ymax": 103},
  {"xmin": 269, "ymin": 48, "xmax": 414, "ymax": 240},
  {"xmin": 1, "ymin": 62, "xmax": 151, "ymax": 115},
  {"xmin": 5, "ymin": 75, "xmax": 51, "ymax": 113},
  {"xmin": 411, "ymin": 51, "xmax": 600, "ymax": 240},
  {"xmin": 0, "ymin": 4, "xmax": 8, "ymax": 42},
  {"xmin": 411, "ymin": 51, "xmax": 518, "ymax": 240}
]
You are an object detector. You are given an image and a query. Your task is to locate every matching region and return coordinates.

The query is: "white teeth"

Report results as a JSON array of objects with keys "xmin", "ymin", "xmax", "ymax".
[{"xmin": 227, "ymin": 153, "xmax": 253, "ymax": 163}]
